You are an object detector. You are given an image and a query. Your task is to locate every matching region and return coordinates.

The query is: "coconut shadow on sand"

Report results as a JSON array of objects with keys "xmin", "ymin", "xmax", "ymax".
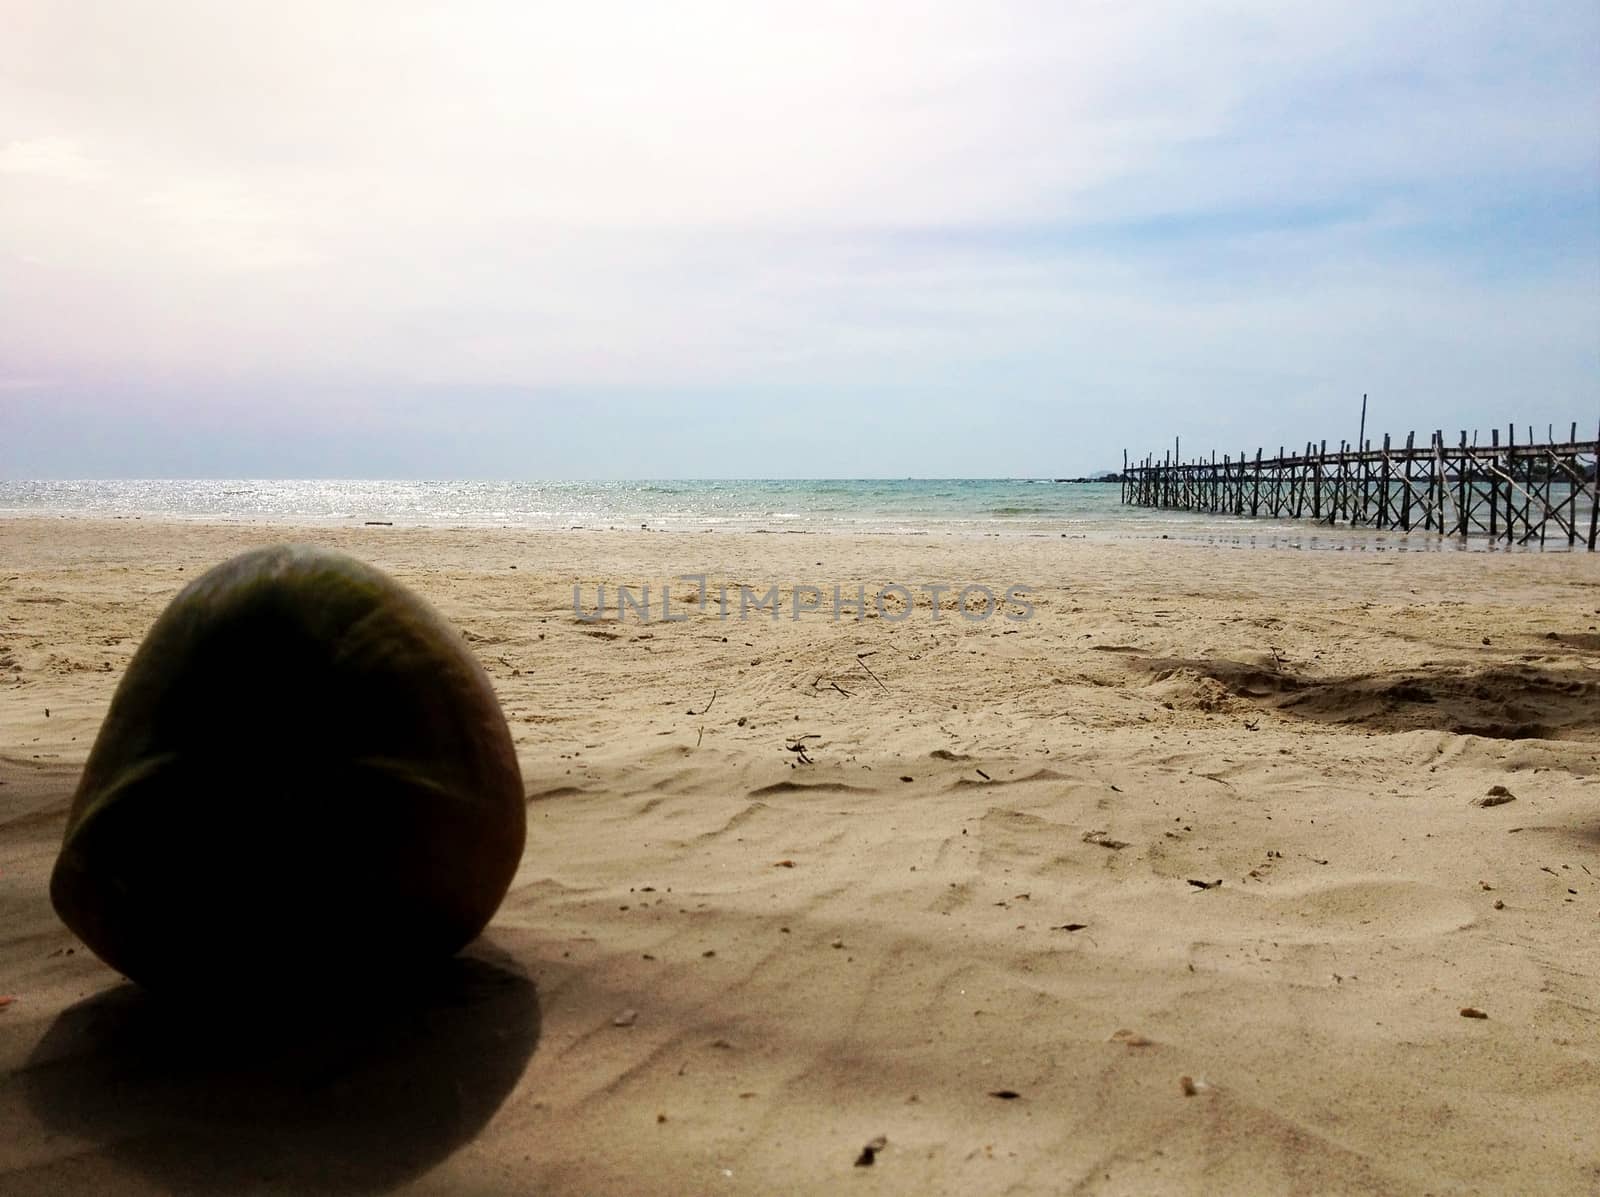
[{"xmin": 23, "ymin": 940, "xmax": 539, "ymax": 1195}]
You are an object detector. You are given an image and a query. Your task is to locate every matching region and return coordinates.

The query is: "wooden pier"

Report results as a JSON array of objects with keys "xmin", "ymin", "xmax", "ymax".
[{"xmin": 1122, "ymin": 422, "xmax": 1600, "ymax": 549}]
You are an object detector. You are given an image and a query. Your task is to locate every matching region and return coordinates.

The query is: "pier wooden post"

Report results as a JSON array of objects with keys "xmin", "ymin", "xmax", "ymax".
[
  {"xmin": 1303, "ymin": 442, "xmax": 1315, "ymax": 517},
  {"xmin": 1501, "ymin": 427, "xmax": 1513, "ymax": 542},
  {"xmin": 1292, "ymin": 438, "xmax": 1305, "ymax": 515},
  {"xmin": 1568, "ymin": 423, "xmax": 1580, "ymax": 546},
  {"xmin": 1355, "ymin": 439, "xmax": 1368, "ymax": 525},
  {"xmin": 1538, "ymin": 444, "xmax": 1551, "ymax": 547},
  {"xmin": 1430, "ymin": 431, "xmax": 1444, "ymax": 532},
  {"xmin": 1335, "ymin": 441, "xmax": 1348, "ymax": 524},
  {"xmin": 1427, "ymin": 428, "xmax": 1440, "ymax": 524},
  {"xmin": 1507, "ymin": 424, "xmax": 1517, "ymax": 540},
  {"xmin": 1565, "ymin": 439, "xmax": 1577, "ymax": 546},
  {"xmin": 1313, "ymin": 440, "xmax": 1325, "ymax": 520},
  {"xmin": 1379, "ymin": 434, "xmax": 1391, "ymax": 528},
  {"xmin": 1488, "ymin": 428, "xmax": 1500, "ymax": 541},
  {"xmin": 1399, "ymin": 432, "xmax": 1415, "ymax": 530},
  {"xmin": 1590, "ymin": 418, "xmax": 1600, "ymax": 551}
]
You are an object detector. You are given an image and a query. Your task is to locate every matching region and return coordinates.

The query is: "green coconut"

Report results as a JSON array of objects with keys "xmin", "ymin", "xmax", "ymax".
[{"xmin": 50, "ymin": 545, "xmax": 526, "ymax": 995}]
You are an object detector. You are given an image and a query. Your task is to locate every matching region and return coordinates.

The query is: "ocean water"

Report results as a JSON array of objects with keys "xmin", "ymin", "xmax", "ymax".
[{"xmin": 0, "ymin": 478, "xmax": 1579, "ymax": 549}]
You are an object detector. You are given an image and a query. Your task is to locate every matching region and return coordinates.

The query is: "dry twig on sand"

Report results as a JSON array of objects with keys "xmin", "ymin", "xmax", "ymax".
[{"xmin": 855, "ymin": 652, "xmax": 890, "ymax": 693}]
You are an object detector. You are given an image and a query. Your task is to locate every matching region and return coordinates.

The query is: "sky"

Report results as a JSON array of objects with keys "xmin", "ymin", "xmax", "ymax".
[{"xmin": 2, "ymin": 1, "xmax": 1597, "ymax": 479}]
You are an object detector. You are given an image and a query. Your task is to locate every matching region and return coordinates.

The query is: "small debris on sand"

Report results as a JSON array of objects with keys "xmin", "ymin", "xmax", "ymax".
[
  {"xmin": 1180, "ymin": 1075, "xmax": 1198, "ymax": 1096},
  {"xmin": 1110, "ymin": 1029, "xmax": 1153, "ymax": 1047},
  {"xmin": 1472, "ymin": 786, "xmax": 1516, "ymax": 808},
  {"xmin": 1460, "ymin": 1007, "xmax": 1488, "ymax": 1019},
  {"xmin": 1083, "ymin": 830, "xmax": 1130, "ymax": 850},
  {"xmin": 612, "ymin": 1008, "xmax": 638, "ymax": 1027},
  {"xmin": 988, "ymin": 1089, "xmax": 1021, "ymax": 1100},
  {"xmin": 854, "ymin": 1135, "xmax": 888, "ymax": 1167}
]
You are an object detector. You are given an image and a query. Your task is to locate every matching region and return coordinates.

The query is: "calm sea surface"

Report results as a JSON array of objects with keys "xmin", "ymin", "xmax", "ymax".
[{"xmin": 0, "ymin": 478, "xmax": 1582, "ymax": 550}]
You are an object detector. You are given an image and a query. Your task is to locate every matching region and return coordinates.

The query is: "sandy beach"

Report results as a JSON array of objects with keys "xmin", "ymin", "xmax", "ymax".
[{"xmin": 1, "ymin": 517, "xmax": 1596, "ymax": 1195}]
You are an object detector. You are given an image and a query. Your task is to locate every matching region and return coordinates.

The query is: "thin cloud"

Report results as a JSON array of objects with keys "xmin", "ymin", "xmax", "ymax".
[{"xmin": 0, "ymin": 136, "xmax": 103, "ymax": 182}]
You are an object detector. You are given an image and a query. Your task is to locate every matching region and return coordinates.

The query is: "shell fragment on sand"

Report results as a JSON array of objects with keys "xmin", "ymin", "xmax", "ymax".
[{"xmin": 1472, "ymin": 786, "xmax": 1517, "ymax": 808}]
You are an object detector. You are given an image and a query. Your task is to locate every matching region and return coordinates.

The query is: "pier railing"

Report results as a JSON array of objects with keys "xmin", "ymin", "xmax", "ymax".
[{"xmin": 1122, "ymin": 423, "xmax": 1600, "ymax": 548}]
